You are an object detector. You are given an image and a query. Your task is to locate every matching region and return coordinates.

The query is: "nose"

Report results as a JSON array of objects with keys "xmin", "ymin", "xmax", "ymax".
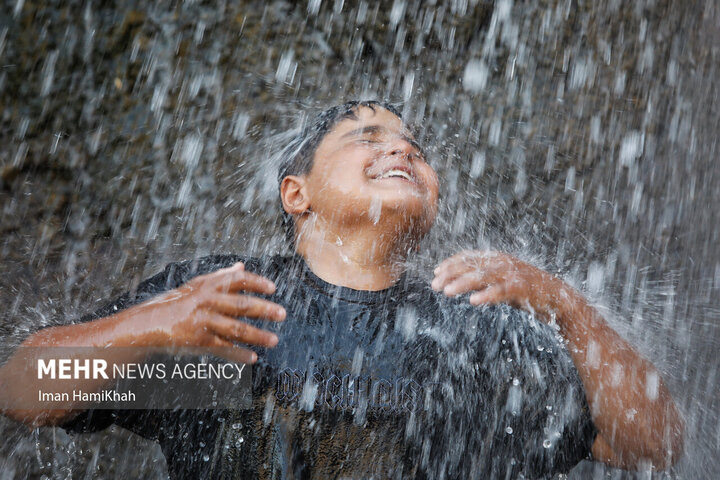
[{"xmin": 387, "ymin": 137, "xmax": 421, "ymax": 161}]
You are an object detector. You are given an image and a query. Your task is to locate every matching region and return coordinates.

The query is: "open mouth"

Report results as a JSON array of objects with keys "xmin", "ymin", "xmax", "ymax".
[
  {"xmin": 378, "ymin": 168, "xmax": 414, "ymax": 182},
  {"xmin": 369, "ymin": 165, "xmax": 418, "ymax": 184}
]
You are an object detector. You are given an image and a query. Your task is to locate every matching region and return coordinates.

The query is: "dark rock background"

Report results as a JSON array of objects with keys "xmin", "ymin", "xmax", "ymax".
[{"xmin": 1, "ymin": 0, "xmax": 718, "ymax": 478}]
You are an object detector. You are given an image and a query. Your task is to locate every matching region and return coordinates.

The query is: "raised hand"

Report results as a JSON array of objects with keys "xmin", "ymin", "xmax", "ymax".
[
  {"xmin": 431, "ymin": 250, "xmax": 560, "ymax": 319},
  {"xmin": 117, "ymin": 261, "xmax": 286, "ymax": 364}
]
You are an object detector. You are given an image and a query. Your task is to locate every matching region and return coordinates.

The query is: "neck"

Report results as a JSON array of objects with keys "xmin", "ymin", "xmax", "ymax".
[{"xmin": 294, "ymin": 214, "xmax": 413, "ymax": 291}]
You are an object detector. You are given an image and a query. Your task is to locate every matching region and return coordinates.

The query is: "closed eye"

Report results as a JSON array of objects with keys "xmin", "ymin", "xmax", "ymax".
[{"xmin": 355, "ymin": 138, "xmax": 382, "ymax": 147}]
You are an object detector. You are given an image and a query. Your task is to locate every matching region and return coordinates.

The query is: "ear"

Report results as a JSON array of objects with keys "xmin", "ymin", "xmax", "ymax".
[{"xmin": 280, "ymin": 175, "xmax": 311, "ymax": 216}]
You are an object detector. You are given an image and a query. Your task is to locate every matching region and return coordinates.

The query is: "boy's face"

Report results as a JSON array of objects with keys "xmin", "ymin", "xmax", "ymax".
[{"xmin": 303, "ymin": 106, "xmax": 439, "ymax": 237}]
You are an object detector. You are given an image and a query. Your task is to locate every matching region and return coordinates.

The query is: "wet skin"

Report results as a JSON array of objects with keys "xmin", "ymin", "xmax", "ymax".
[
  {"xmin": 280, "ymin": 107, "xmax": 438, "ymax": 290},
  {"xmin": 301, "ymin": 106, "xmax": 439, "ymax": 237},
  {"xmin": 279, "ymin": 105, "xmax": 440, "ymax": 291}
]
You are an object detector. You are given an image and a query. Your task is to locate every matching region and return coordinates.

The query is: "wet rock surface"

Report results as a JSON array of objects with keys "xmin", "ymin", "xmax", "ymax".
[{"xmin": 1, "ymin": 0, "xmax": 718, "ymax": 478}]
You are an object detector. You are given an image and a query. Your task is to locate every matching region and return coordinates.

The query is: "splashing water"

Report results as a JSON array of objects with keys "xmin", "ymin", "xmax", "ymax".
[{"xmin": 1, "ymin": 0, "xmax": 718, "ymax": 478}]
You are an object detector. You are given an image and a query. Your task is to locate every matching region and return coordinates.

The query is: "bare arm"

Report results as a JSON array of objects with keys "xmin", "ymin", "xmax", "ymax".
[
  {"xmin": 535, "ymin": 274, "xmax": 684, "ymax": 469},
  {"xmin": 0, "ymin": 262, "xmax": 285, "ymax": 428},
  {"xmin": 432, "ymin": 250, "xmax": 684, "ymax": 470}
]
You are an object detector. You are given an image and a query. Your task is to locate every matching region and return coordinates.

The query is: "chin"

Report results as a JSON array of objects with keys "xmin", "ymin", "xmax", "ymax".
[
  {"xmin": 372, "ymin": 188, "xmax": 433, "ymax": 208},
  {"xmin": 380, "ymin": 202, "xmax": 437, "ymax": 236}
]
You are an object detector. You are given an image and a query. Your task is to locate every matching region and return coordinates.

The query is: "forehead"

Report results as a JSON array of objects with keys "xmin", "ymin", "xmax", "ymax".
[{"xmin": 327, "ymin": 106, "xmax": 410, "ymax": 140}]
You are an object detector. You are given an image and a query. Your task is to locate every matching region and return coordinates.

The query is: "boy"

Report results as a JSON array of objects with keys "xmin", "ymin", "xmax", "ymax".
[{"xmin": 1, "ymin": 101, "xmax": 683, "ymax": 478}]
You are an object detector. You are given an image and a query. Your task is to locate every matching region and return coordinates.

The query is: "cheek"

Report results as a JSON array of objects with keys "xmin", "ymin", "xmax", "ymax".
[
  {"xmin": 310, "ymin": 162, "xmax": 366, "ymax": 199},
  {"xmin": 424, "ymin": 171, "xmax": 440, "ymax": 223},
  {"xmin": 422, "ymin": 167, "xmax": 440, "ymax": 202}
]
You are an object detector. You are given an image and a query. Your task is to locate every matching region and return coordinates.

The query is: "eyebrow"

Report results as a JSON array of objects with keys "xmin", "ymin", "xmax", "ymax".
[{"xmin": 341, "ymin": 125, "xmax": 425, "ymax": 155}]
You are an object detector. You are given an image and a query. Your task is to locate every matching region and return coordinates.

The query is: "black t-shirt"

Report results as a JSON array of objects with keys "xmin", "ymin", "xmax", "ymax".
[{"xmin": 62, "ymin": 254, "xmax": 597, "ymax": 479}]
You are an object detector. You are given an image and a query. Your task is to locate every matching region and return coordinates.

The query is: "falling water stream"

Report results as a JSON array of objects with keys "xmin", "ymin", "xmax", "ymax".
[{"xmin": 0, "ymin": 0, "xmax": 718, "ymax": 478}]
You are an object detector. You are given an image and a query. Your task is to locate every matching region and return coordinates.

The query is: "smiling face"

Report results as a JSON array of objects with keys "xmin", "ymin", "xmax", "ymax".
[{"xmin": 295, "ymin": 105, "xmax": 440, "ymax": 242}]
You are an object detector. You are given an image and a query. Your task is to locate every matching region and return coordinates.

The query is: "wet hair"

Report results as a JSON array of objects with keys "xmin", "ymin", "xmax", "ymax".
[{"xmin": 277, "ymin": 100, "xmax": 402, "ymax": 245}]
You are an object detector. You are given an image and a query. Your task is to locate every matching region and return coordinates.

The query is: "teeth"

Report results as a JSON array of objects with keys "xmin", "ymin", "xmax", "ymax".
[{"xmin": 379, "ymin": 169, "xmax": 413, "ymax": 181}]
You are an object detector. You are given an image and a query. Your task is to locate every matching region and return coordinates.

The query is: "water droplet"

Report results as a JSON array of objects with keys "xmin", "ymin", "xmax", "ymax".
[
  {"xmin": 619, "ymin": 131, "xmax": 644, "ymax": 167},
  {"xmin": 232, "ymin": 422, "xmax": 242, "ymax": 430},
  {"xmin": 505, "ymin": 426, "xmax": 513, "ymax": 434},
  {"xmin": 546, "ymin": 405, "xmax": 553, "ymax": 411},
  {"xmin": 543, "ymin": 439, "xmax": 552, "ymax": 448},
  {"xmin": 203, "ymin": 454, "xmax": 210, "ymax": 462},
  {"xmin": 463, "ymin": 59, "xmax": 489, "ymax": 93},
  {"xmin": 512, "ymin": 378, "xmax": 520, "ymax": 386},
  {"xmin": 275, "ymin": 49, "xmax": 297, "ymax": 84},
  {"xmin": 307, "ymin": 0, "xmax": 321, "ymax": 15},
  {"xmin": 368, "ymin": 196, "xmax": 382, "ymax": 224},
  {"xmin": 537, "ymin": 345, "xmax": 544, "ymax": 351}
]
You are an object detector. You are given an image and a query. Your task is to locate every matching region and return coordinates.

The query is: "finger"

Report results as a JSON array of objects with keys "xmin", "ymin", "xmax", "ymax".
[
  {"xmin": 433, "ymin": 250, "xmax": 474, "ymax": 275},
  {"xmin": 203, "ymin": 293, "xmax": 286, "ymax": 322},
  {"xmin": 432, "ymin": 258, "xmax": 484, "ymax": 291},
  {"xmin": 213, "ymin": 269, "xmax": 277, "ymax": 295},
  {"xmin": 204, "ymin": 336, "xmax": 258, "ymax": 364},
  {"xmin": 436, "ymin": 253, "xmax": 514, "ymax": 292},
  {"xmin": 442, "ymin": 271, "xmax": 489, "ymax": 296},
  {"xmin": 170, "ymin": 334, "xmax": 258, "ymax": 363},
  {"xmin": 204, "ymin": 261, "xmax": 245, "ymax": 279},
  {"xmin": 435, "ymin": 249, "xmax": 497, "ymax": 273},
  {"xmin": 469, "ymin": 285, "xmax": 508, "ymax": 306},
  {"xmin": 186, "ymin": 262, "xmax": 245, "ymax": 289},
  {"xmin": 210, "ymin": 336, "xmax": 257, "ymax": 365},
  {"xmin": 203, "ymin": 312, "xmax": 279, "ymax": 348}
]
